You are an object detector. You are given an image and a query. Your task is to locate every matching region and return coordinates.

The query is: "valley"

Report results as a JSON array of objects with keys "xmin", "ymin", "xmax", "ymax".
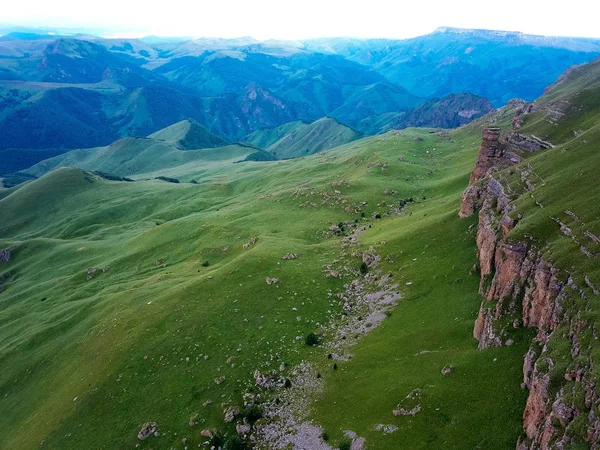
[{"xmin": 1, "ymin": 24, "xmax": 600, "ymax": 450}]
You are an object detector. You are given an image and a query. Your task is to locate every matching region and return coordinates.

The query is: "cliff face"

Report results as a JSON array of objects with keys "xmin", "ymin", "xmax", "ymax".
[{"xmin": 460, "ymin": 128, "xmax": 600, "ymax": 449}]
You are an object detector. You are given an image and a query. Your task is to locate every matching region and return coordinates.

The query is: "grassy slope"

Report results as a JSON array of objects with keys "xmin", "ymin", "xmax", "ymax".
[
  {"xmin": 267, "ymin": 117, "xmax": 362, "ymax": 160},
  {"xmin": 0, "ymin": 125, "xmax": 528, "ymax": 449},
  {"xmin": 309, "ymin": 125, "xmax": 531, "ymax": 449},
  {"xmin": 242, "ymin": 120, "xmax": 307, "ymax": 149},
  {"xmin": 312, "ymin": 58, "xmax": 600, "ymax": 449},
  {"xmin": 24, "ymin": 138, "xmax": 252, "ymax": 178},
  {"xmin": 148, "ymin": 119, "xmax": 230, "ymax": 150},
  {"xmin": 329, "ymin": 81, "xmax": 423, "ymax": 125}
]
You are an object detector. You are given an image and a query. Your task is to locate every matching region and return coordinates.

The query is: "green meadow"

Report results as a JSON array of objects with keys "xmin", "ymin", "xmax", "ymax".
[{"xmin": 2, "ymin": 55, "xmax": 600, "ymax": 449}]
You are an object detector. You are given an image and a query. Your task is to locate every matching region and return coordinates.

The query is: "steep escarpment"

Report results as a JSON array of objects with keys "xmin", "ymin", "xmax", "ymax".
[{"xmin": 461, "ymin": 118, "xmax": 600, "ymax": 448}]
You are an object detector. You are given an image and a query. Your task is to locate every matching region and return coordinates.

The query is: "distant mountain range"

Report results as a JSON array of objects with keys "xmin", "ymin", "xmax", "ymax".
[{"xmin": 0, "ymin": 27, "xmax": 599, "ymax": 173}]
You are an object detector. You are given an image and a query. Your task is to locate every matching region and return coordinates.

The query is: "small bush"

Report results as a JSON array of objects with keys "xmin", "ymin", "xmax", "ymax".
[
  {"xmin": 155, "ymin": 176, "xmax": 180, "ymax": 183},
  {"xmin": 339, "ymin": 438, "xmax": 352, "ymax": 450},
  {"xmin": 333, "ymin": 363, "xmax": 338, "ymax": 370},
  {"xmin": 284, "ymin": 378, "xmax": 292, "ymax": 388},
  {"xmin": 360, "ymin": 261, "xmax": 369, "ymax": 274},
  {"xmin": 305, "ymin": 332, "xmax": 319, "ymax": 346},
  {"xmin": 223, "ymin": 435, "xmax": 246, "ymax": 450},
  {"xmin": 202, "ymin": 260, "xmax": 210, "ymax": 267},
  {"xmin": 244, "ymin": 404, "xmax": 263, "ymax": 423},
  {"xmin": 322, "ymin": 431, "xmax": 329, "ymax": 441},
  {"xmin": 210, "ymin": 432, "xmax": 224, "ymax": 447},
  {"xmin": 375, "ymin": 213, "xmax": 382, "ymax": 219}
]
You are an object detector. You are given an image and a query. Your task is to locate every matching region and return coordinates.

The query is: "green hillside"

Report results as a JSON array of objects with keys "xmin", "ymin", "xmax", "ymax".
[
  {"xmin": 311, "ymin": 58, "xmax": 600, "ymax": 449},
  {"xmin": 262, "ymin": 117, "xmax": 362, "ymax": 159},
  {"xmin": 148, "ymin": 119, "xmax": 230, "ymax": 150},
  {"xmin": 24, "ymin": 138, "xmax": 251, "ymax": 179},
  {"xmin": 242, "ymin": 120, "xmax": 307, "ymax": 149},
  {"xmin": 329, "ymin": 81, "xmax": 424, "ymax": 125},
  {"xmin": 0, "ymin": 115, "xmax": 529, "ymax": 450},
  {"xmin": 2, "ymin": 56, "xmax": 600, "ymax": 450}
]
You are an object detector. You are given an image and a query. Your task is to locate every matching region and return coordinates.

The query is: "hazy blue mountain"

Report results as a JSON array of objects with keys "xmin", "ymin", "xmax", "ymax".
[{"xmin": 1, "ymin": 27, "xmax": 598, "ymax": 169}]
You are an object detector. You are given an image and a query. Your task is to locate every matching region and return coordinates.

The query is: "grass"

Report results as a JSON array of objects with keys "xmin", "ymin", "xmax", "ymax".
[
  {"xmin": 1, "ymin": 99, "xmax": 582, "ymax": 449},
  {"xmin": 311, "ymin": 200, "xmax": 531, "ymax": 449}
]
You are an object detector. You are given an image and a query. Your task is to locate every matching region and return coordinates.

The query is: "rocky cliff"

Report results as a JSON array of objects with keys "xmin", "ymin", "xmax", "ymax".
[{"xmin": 461, "ymin": 126, "xmax": 600, "ymax": 449}]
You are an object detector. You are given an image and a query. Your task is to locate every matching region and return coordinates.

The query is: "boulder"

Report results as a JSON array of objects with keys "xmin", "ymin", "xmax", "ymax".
[
  {"xmin": 137, "ymin": 422, "xmax": 157, "ymax": 440},
  {"xmin": 441, "ymin": 365, "xmax": 454, "ymax": 375},
  {"xmin": 243, "ymin": 237, "xmax": 258, "ymax": 249},
  {"xmin": 224, "ymin": 406, "xmax": 240, "ymax": 423},
  {"xmin": 0, "ymin": 250, "xmax": 10, "ymax": 264},
  {"xmin": 393, "ymin": 405, "xmax": 421, "ymax": 416},
  {"xmin": 254, "ymin": 370, "xmax": 276, "ymax": 389},
  {"xmin": 236, "ymin": 422, "xmax": 251, "ymax": 435}
]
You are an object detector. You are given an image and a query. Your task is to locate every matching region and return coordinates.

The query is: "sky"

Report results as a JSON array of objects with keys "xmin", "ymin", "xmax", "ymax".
[{"xmin": 2, "ymin": 0, "xmax": 599, "ymax": 40}]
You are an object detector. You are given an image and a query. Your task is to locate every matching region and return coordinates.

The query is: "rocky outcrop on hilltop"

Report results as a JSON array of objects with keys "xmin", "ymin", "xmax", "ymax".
[
  {"xmin": 459, "ymin": 128, "xmax": 520, "ymax": 217},
  {"xmin": 460, "ymin": 125, "xmax": 600, "ymax": 449}
]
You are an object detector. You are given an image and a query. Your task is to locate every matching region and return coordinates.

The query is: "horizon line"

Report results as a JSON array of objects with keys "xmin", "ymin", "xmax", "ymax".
[{"xmin": 2, "ymin": 24, "xmax": 600, "ymax": 42}]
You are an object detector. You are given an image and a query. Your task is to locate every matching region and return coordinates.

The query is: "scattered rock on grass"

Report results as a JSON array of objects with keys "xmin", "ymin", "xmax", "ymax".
[
  {"xmin": 254, "ymin": 370, "xmax": 276, "ymax": 389},
  {"xmin": 137, "ymin": 422, "xmax": 157, "ymax": 440},
  {"xmin": 214, "ymin": 376, "xmax": 225, "ymax": 385},
  {"xmin": 224, "ymin": 406, "xmax": 240, "ymax": 423},
  {"xmin": 243, "ymin": 237, "xmax": 258, "ymax": 249},
  {"xmin": 441, "ymin": 365, "xmax": 454, "ymax": 375},
  {"xmin": 266, "ymin": 277, "xmax": 280, "ymax": 285},
  {"xmin": 236, "ymin": 422, "xmax": 251, "ymax": 435},
  {"xmin": 189, "ymin": 413, "xmax": 201, "ymax": 427},
  {"xmin": 393, "ymin": 405, "xmax": 421, "ymax": 416}
]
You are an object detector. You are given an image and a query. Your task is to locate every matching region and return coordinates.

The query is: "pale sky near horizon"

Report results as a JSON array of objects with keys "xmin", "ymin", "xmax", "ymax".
[{"xmin": 2, "ymin": 0, "xmax": 599, "ymax": 40}]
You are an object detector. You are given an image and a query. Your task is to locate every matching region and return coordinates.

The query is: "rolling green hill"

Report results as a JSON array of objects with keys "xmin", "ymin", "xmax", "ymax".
[
  {"xmin": 24, "ymin": 130, "xmax": 252, "ymax": 179},
  {"xmin": 248, "ymin": 117, "xmax": 362, "ymax": 159},
  {"xmin": 148, "ymin": 119, "xmax": 230, "ymax": 150},
  {"xmin": 242, "ymin": 120, "xmax": 307, "ymax": 149},
  {"xmin": 0, "ymin": 113, "xmax": 529, "ymax": 450}
]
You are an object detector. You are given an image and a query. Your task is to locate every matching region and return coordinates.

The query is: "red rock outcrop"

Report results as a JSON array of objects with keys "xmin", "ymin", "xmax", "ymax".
[
  {"xmin": 460, "ymin": 127, "xmax": 600, "ymax": 449},
  {"xmin": 468, "ymin": 128, "xmax": 505, "ymax": 185}
]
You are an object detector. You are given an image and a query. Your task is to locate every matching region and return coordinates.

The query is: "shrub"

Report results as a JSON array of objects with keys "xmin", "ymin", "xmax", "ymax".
[
  {"xmin": 322, "ymin": 431, "xmax": 329, "ymax": 441},
  {"xmin": 155, "ymin": 176, "xmax": 180, "ymax": 183},
  {"xmin": 284, "ymin": 378, "xmax": 292, "ymax": 388},
  {"xmin": 333, "ymin": 363, "xmax": 338, "ymax": 370},
  {"xmin": 210, "ymin": 432, "xmax": 224, "ymax": 447},
  {"xmin": 244, "ymin": 404, "xmax": 263, "ymax": 423},
  {"xmin": 202, "ymin": 260, "xmax": 210, "ymax": 267},
  {"xmin": 360, "ymin": 261, "xmax": 369, "ymax": 274},
  {"xmin": 339, "ymin": 438, "xmax": 352, "ymax": 450},
  {"xmin": 305, "ymin": 332, "xmax": 319, "ymax": 346},
  {"xmin": 223, "ymin": 435, "xmax": 246, "ymax": 450},
  {"xmin": 375, "ymin": 213, "xmax": 382, "ymax": 219}
]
